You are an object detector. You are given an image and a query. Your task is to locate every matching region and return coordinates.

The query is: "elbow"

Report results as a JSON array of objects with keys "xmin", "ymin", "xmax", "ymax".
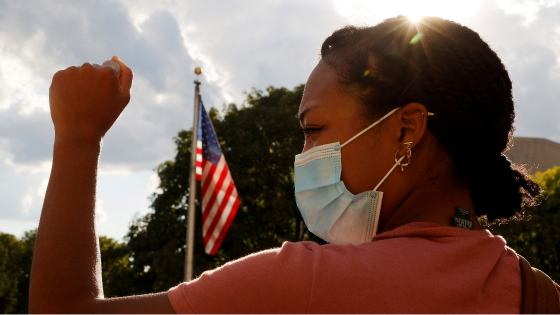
[{"xmin": 29, "ymin": 298, "xmax": 101, "ymax": 314}]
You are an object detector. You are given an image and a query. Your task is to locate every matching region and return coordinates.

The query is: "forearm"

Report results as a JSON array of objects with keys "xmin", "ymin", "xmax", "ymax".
[
  {"xmin": 28, "ymin": 57, "xmax": 174, "ymax": 313},
  {"xmin": 30, "ymin": 137, "xmax": 104, "ymax": 313}
]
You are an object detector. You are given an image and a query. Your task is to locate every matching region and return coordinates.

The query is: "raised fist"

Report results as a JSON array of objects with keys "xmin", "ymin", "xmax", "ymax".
[{"xmin": 49, "ymin": 56, "xmax": 133, "ymax": 142}]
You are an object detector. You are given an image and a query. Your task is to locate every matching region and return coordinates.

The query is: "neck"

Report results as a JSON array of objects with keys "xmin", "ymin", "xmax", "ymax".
[{"xmin": 378, "ymin": 180, "xmax": 482, "ymax": 233}]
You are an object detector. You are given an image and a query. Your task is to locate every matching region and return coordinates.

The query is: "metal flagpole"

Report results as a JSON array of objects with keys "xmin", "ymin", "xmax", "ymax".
[{"xmin": 184, "ymin": 67, "xmax": 202, "ymax": 282}]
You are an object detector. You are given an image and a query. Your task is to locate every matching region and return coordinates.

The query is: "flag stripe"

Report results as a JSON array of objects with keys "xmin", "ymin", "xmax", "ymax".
[
  {"xmin": 208, "ymin": 198, "xmax": 240, "ymax": 255},
  {"xmin": 203, "ymin": 180, "xmax": 236, "ymax": 245},
  {"xmin": 201, "ymin": 162, "xmax": 222, "ymax": 210},
  {"xmin": 202, "ymin": 157, "xmax": 225, "ymax": 207},
  {"xmin": 196, "ymin": 141, "xmax": 203, "ymax": 180},
  {"xmin": 201, "ymin": 160, "xmax": 213, "ymax": 190},
  {"xmin": 202, "ymin": 159, "xmax": 228, "ymax": 222},
  {"xmin": 205, "ymin": 191, "xmax": 238, "ymax": 251},
  {"xmin": 202, "ymin": 168, "xmax": 233, "ymax": 234}
]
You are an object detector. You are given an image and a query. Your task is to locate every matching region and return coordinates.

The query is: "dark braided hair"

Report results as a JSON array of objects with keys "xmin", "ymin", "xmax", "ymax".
[{"xmin": 320, "ymin": 16, "xmax": 541, "ymax": 223}]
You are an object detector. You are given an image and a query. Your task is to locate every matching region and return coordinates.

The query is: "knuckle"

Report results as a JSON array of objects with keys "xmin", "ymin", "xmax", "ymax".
[
  {"xmin": 80, "ymin": 63, "xmax": 93, "ymax": 73},
  {"xmin": 52, "ymin": 66, "xmax": 76, "ymax": 84},
  {"xmin": 100, "ymin": 66, "xmax": 118, "ymax": 79},
  {"xmin": 66, "ymin": 66, "xmax": 79, "ymax": 75},
  {"xmin": 52, "ymin": 70, "xmax": 64, "ymax": 81},
  {"xmin": 50, "ymin": 71, "xmax": 63, "ymax": 89}
]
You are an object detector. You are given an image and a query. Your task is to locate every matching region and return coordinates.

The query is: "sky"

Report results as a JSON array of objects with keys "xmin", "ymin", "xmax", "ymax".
[{"xmin": 0, "ymin": 0, "xmax": 559, "ymax": 241}]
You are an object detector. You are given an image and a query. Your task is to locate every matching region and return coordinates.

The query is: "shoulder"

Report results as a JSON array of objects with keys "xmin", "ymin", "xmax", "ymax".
[
  {"xmin": 168, "ymin": 241, "xmax": 319, "ymax": 313},
  {"xmin": 249, "ymin": 240, "xmax": 319, "ymax": 262},
  {"xmin": 218, "ymin": 241, "xmax": 320, "ymax": 273}
]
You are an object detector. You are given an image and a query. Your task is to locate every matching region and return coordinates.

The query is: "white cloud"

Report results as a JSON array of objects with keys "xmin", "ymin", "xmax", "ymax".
[
  {"xmin": 0, "ymin": 219, "xmax": 38, "ymax": 238},
  {"xmin": 0, "ymin": 51, "xmax": 49, "ymax": 115},
  {"xmin": 21, "ymin": 192, "xmax": 33, "ymax": 214},
  {"xmin": 37, "ymin": 177, "xmax": 49, "ymax": 198},
  {"xmin": 462, "ymin": 1, "xmax": 560, "ymax": 142},
  {"xmin": 119, "ymin": 0, "xmax": 343, "ymax": 108},
  {"xmin": 95, "ymin": 199, "xmax": 108, "ymax": 223},
  {"xmin": 95, "ymin": 171, "xmax": 156, "ymax": 239},
  {"xmin": 497, "ymin": 0, "xmax": 559, "ymax": 25},
  {"xmin": 4, "ymin": 158, "xmax": 52, "ymax": 174},
  {"xmin": 0, "ymin": 156, "xmax": 48, "ymax": 223}
]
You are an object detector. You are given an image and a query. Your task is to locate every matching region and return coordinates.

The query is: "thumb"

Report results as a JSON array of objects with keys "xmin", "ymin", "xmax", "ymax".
[{"xmin": 111, "ymin": 56, "xmax": 133, "ymax": 93}]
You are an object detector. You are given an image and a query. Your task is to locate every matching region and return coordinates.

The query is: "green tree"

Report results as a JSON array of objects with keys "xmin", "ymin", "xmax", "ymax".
[
  {"xmin": 123, "ymin": 85, "xmax": 324, "ymax": 294},
  {"xmin": 0, "ymin": 229, "xmax": 35, "ymax": 314},
  {"xmin": 490, "ymin": 166, "xmax": 560, "ymax": 283},
  {"xmin": 0, "ymin": 233, "xmax": 20, "ymax": 313},
  {"xmin": 0, "ymin": 229, "xmax": 134, "ymax": 312},
  {"xmin": 99, "ymin": 236, "xmax": 134, "ymax": 298},
  {"xmin": 12, "ymin": 230, "xmax": 35, "ymax": 314}
]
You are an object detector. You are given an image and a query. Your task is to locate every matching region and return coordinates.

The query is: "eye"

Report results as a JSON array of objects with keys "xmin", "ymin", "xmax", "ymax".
[{"xmin": 302, "ymin": 125, "xmax": 324, "ymax": 136}]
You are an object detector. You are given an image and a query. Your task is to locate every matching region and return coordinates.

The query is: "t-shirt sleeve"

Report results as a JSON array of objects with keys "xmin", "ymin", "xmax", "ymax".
[{"xmin": 167, "ymin": 241, "xmax": 317, "ymax": 313}]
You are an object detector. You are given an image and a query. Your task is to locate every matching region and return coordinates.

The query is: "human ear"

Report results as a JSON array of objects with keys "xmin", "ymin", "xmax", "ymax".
[{"xmin": 395, "ymin": 103, "xmax": 428, "ymax": 157}]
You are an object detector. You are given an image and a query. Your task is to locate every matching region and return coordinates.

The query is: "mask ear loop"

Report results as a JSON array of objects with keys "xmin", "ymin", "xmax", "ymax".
[
  {"xmin": 340, "ymin": 107, "xmax": 401, "ymax": 148},
  {"xmin": 373, "ymin": 155, "xmax": 405, "ymax": 191}
]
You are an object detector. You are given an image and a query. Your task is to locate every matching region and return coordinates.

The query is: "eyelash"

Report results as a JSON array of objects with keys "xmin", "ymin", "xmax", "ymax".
[{"xmin": 302, "ymin": 126, "xmax": 324, "ymax": 136}]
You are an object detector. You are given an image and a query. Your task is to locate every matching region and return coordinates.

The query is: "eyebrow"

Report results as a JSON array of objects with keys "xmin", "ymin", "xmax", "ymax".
[{"xmin": 297, "ymin": 106, "xmax": 321, "ymax": 123}]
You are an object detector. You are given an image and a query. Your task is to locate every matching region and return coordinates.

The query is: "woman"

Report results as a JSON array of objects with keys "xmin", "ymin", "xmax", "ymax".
[{"xmin": 30, "ymin": 16, "xmax": 556, "ymax": 313}]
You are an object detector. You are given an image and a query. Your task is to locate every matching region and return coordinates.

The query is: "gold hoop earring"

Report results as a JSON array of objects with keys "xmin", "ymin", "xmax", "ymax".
[{"xmin": 394, "ymin": 141, "xmax": 413, "ymax": 172}]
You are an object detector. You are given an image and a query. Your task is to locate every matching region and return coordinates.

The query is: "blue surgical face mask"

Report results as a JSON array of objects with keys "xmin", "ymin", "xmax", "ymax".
[{"xmin": 294, "ymin": 107, "xmax": 404, "ymax": 245}]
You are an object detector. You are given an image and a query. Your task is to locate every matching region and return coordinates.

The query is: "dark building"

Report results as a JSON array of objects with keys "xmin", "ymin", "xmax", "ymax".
[{"xmin": 505, "ymin": 137, "xmax": 560, "ymax": 174}]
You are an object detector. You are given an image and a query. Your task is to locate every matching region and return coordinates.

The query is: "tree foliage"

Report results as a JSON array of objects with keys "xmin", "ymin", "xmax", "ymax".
[
  {"xmin": 99, "ymin": 236, "xmax": 134, "ymax": 298},
  {"xmin": 0, "ymin": 233, "xmax": 19, "ymax": 313},
  {"xmin": 0, "ymin": 230, "xmax": 133, "ymax": 313},
  {"xmin": 490, "ymin": 166, "xmax": 560, "ymax": 283},
  {"xmin": 0, "ymin": 230, "xmax": 35, "ymax": 314}
]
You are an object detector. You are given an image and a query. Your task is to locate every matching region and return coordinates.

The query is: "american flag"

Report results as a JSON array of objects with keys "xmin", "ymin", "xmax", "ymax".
[{"xmin": 195, "ymin": 100, "xmax": 240, "ymax": 255}]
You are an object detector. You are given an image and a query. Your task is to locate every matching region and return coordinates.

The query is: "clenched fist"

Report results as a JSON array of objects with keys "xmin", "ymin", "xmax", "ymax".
[{"xmin": 49, "ymin": 56, "xmax": 133, "ymax": 142}]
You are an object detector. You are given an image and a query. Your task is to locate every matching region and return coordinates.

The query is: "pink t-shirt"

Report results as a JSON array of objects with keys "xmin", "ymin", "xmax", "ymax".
[{"xmin": 168, "ymin": 222, "xmax": 557, "ymax": 313}]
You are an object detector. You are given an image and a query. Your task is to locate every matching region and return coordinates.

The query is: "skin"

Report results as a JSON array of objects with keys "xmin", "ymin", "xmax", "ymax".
[
  {"xmin": 29, "ymin": 57, "xmax": 481, "ymax": 313},
  {"xmin": 298, "ymin": 61, "xmax": 482, "ymax": 233},
  {"xmin": 29, "ymin": 57, "xmax": 175, "ymax": 313}
]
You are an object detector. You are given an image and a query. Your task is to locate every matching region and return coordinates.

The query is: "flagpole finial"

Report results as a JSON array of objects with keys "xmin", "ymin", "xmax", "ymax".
[{"xmin": 194, "ymin": 67, "xmax": 202, "ymax": 85}]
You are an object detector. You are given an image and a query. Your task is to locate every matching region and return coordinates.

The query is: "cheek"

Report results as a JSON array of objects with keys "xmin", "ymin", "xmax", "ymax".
[{"xmin": 340, "ymin": 134, "xmax": 393, "ymax": 194}]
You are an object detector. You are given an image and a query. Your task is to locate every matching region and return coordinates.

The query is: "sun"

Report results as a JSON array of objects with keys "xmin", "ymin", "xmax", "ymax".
[{"xmin": 408, "ymin": 13, "xmax": 424, "ymax": 22}]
